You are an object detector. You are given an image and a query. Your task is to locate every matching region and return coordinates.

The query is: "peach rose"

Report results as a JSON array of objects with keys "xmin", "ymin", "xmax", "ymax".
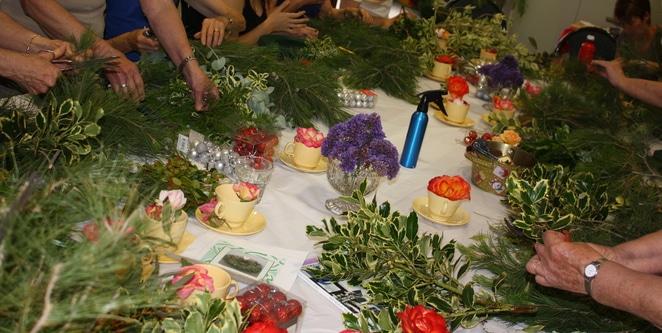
[{"xmin": 500, "ymin": 130, "xmax": 521, "ymax": 146}]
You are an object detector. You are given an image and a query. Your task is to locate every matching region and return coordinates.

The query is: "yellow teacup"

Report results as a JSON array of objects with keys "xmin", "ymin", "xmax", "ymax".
[
  {"xmin": 444, "ymin": 101, "xmax": 470, "ymax": 123},
  {"xmin": 215, "ymin": 184, "xmax": 240, "ymax": 202},
  {"xmin": 214, "ymin": 200, "xmax": 256, "ymax": 228},
  {"xmin": 432, "ymin": 61, "xmax": 452, "ymax": 79},
  {"xmin": 284, "ymin": 141, "xmax": 322, "ymax": 169},
  {"xmin": 181, "ymin": 264, "xmax": 239, "ymax": 305},
  {"xmin": 492, "ymin": 108, "xmax": 516, "ymax": 120},
  {"xmin": 428, "ymin": 191, "xmax": 465, "ymax": 221}
]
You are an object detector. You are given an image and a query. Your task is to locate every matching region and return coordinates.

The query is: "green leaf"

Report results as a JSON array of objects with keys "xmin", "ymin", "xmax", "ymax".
[{"xmin": 461, "ymin": 282, "xmax": 475, "ymax": 307}]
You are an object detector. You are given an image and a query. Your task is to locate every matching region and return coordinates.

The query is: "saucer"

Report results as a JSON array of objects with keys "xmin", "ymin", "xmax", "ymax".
[
  {"xmin": 158, "ymin": 231, "xmax": 196, "ymax": 263},
  {"xmin": 278, "ymin": 150, "xmax": 328, "ymax": 173},
  {"xmin": 424, "ymin": 72, "xmax": 449, "ymax": 82},
  {"xmin": 433, "ymin": 110, "xmax": 475, "ymax": 128},
  {"xmin": 411, "ymin": 197, "xmax": 470, "ymax": 226},
  {"xmin": 481, "ymin": 113, "xmax": 497, "ymax": 125},
  {"xmin": 195, "ymin": 208, "xmax": 266, "ymax": 236}
]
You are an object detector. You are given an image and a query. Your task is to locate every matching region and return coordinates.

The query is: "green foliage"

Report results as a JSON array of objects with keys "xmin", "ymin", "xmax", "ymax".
[
  {"xmin": 505, "ymin": 164, "xmax": 610, "ymax": 242},
  {"xmin": 139, "ymin": 153, "xmax": 226, "ymax": 212},
  {"xmin": 306, "ymin": 185, "xmax": 536, "ymax": 332},
  {"xmin": 157, "ymin": 295, "xmax": 245, "ymax": 333},
  {"xmin": 440, "ymin": 7, "xmax": 538, "ymax": 73}
]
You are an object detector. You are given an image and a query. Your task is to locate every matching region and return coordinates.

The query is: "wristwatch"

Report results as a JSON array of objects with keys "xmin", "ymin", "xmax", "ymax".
[{"xmin": 584, "ymin": 258, "xmax": 607, "ymax": 297}]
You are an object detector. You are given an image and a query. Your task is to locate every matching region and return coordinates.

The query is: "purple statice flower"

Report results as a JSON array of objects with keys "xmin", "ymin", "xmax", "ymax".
[
  {"xmin": 321, "ymin": 112, "xmax": 400, "ymax": 180},
  {"xmin": 477, "ymin": 54, "xmax": 524, "ymax": 91}
]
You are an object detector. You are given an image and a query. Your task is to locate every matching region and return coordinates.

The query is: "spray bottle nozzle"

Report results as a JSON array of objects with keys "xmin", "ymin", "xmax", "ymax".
[{"xmin": 416, "ymin": 90, "xmax": 448, "ymax": 116}]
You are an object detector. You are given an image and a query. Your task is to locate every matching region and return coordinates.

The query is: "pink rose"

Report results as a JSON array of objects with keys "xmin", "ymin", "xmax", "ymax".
[
  {"xmin": 198, "ymin": 198, "xmax": 217, "ymax": 221},
  {"xmin": 158, "ymin": 190, "xmax": 187, "ymax": 210},
  {"xmin": 172, "ymin": 265, "xmax": 215, "ymax": 299},
  {"xmin": 524, "ymin": 82, "xmax": 541, "ymax": 96},
  {"xmin": 493, "ymin": 96, "xmax": 514, "ymax": 110},
  {"xmin": 233, "ymin": 182, "xmax": 260, "ymax": 202},
  {"xmin": 294, "ymin": 127, "xmax": 325, "ymax": 148}
]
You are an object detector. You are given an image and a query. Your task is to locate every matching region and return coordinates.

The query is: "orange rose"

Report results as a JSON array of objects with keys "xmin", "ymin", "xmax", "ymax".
[
  {"xmin": 427, "ymin": 175, "xmax": 471, "ymax": 201},
  {"xmin": 500, "ymin": 130, "xmax": 521, "ymax": 146},
  {"xmin": 397, "ymin": 305, "xmax": 450, "ymax": 333},
  {"xmin": 446, "ymin": 76, "xmax": 469, "ymax": 100}
]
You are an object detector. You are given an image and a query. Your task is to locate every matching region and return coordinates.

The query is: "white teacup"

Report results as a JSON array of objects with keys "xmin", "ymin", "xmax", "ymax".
[
  {"xmin": 432, "ymin": 61, "xmax": 452, "ymax": 79},
  {"xmin": 284, "ymin": 141, "xmax": 322, "ymax": 168},
  {"xmin": 428, "ymin": 191, "xmax": 465, "ymax": 221},
  {"xmin": 444, "ymin": 101, "xmax": 470, "ymax": 123},
  {"xmin": 181, "ymin": 264, "xmax": 239, "ymax": 305}
]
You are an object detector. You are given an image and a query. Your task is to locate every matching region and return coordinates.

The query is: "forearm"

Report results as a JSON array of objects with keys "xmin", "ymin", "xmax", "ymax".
[
  {"xmin": 611, "ymin": 76, "xmax": 662, "ymax": 108},
  {"xmin": 107, "ymin": 33, "xmax": 136, "ymax": 54},
  {"xmin": 21, "ymin": 0, "xmax": 99, "ymax": 43},
  {"xmin": 591, "ymin": 261, "xmax": 662, "ymax": 328},
  {"xmin": 237, "ymin": 22, "xmax": 274, "ymax": 45},
  {"xmin": 613, "ymin": 229, "xmax": 662, "ymax": 273},
  {"xmin": 184, "ymin": 0, "xmax": 246, "ymax": 32},
  {"xmin": 140, "ymin": 0, "xmax": 194, "ymax": 67}
]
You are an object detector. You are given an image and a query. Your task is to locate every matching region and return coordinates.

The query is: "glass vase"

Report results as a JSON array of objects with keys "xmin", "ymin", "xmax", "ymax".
[{"xmin": 325, "ymin": 158, "xmax": 381, "ymax": 215}]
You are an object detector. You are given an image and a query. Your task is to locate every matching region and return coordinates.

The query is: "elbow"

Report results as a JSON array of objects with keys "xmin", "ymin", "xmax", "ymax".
[{"xmin": 19, "ymin": 0, "xmax": 40, "ymax": 18}]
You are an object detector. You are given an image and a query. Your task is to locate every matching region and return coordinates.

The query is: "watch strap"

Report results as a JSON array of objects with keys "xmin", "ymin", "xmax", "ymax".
[{"xmin": 584, "ymin": 258, "xmax": 607, "ymax": 297}]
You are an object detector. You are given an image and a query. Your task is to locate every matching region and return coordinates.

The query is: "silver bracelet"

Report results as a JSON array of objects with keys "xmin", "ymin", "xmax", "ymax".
[{"xmin": 178, "ymin": 55, "xmax": 196, "ymax": 72}]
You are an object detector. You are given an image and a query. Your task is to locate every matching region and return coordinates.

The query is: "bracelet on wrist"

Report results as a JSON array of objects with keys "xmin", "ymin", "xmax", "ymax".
[
  {"xmin": 178, "ymin": 55, "xmax": 196, "ymax": 72},
  {"xmin": 26, "ymin": 34, "xmax": 39, "ymax": 53}
]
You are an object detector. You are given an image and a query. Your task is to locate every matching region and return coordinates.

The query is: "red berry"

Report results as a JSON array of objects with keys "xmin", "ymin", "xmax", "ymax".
[
  {"xmin": 463, "ymin": 136, "xmax": 473, "ymax": 145},
  {"xmin": 468, "ymin": 130, "xmax": 478, "ymax": 139},
  {"xmin": 482, "ymin": 133, "xmax": 492, "ymax": 140}
]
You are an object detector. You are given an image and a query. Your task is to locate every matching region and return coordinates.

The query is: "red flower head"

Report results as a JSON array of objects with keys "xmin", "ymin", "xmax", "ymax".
[
  {"xmin": 397, "ymin": 305, "xmax": 450, "ymax": 333},
  {"xmin": 446, "ymin": 75, "xmax": 469, "ymax": 100},
  {"xmin": 434, "ymin": 54, "xmax": 456, "ymax": 65},
  {"xmin": 427, "ymin": 175, "xmax": 471, "ymax": 201}
]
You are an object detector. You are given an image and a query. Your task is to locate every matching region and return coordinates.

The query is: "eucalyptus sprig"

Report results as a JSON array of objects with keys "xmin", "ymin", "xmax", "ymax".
[{"xmin": 306, "ymin": 183, "xmax": 536, "ymax": 331}]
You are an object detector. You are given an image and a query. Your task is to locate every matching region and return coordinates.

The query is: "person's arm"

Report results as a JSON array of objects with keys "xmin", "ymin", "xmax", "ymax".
[
  {"xmin": 233, "ymin": 0, "xmax": 309, "ymax": 45},
  {"xmin": 592, "ymin": 59, "xmax": 662, "ymax": 108},
  {"xmin": 0, "ymin": 49, "xmax": 62, "ymax": 95},
  {"xmin": 526, "ymin": 231, "xmax": 662, "ymax": 329},
  {"xmin": 20, "ymin": 0, "xmax": 145, "ymax": 101},
  {"xmin": 610, "ymin": 229, "xmax": 662, "ymax": 273},
  {"xmin": 184, "ymin": 0, "xmax": 247, "ymax": 33},
  {"xmin": 139, "ymin": 0, "xmax": 219, "ymax": 111},
  {"xmin": 107, "ymin": 28, "xmax": 161, "ymax": 55}
]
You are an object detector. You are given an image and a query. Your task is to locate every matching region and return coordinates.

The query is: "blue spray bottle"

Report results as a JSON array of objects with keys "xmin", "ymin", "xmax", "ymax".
[{"xmin": 400, "ymin": 90, "xmax": 446, "ymax": 168}]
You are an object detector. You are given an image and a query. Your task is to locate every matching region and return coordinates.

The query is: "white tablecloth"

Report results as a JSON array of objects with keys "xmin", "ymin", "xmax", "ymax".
[{"xmin": 168, "ymin": 77, "xmax": 528, "ymax": 332}]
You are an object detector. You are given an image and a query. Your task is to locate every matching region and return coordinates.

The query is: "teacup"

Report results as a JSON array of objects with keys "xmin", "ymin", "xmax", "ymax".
[
  {"xmin": 181, "ymin": 264, "xmax": 239, "ymax": 305},
  {"xmin": 444, "ymin": 101, "xmax": 470, "ymax": 123},
  {"xmin": 492, "ymin": 108, "xmax": 516, "ymax": 120},
  {"xmin": 215, "ymin": 183, "xmax": 240, "ymax": 202},
  {"xmin": 284, "ymin": 141, "xmax": 322, "ymax": 169},
  {"xmin": 428, "ymin": 191, "xmax": 465, "ymax": 221},
  {"xmin": 432, "ymin": 61, "xmax": 452, "ymax": 79},
  {"xmin": 214, "ymin": 199, "xmax": 256, "ymax": 228}
]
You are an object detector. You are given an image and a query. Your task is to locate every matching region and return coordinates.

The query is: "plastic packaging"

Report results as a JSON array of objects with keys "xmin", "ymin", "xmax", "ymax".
[
  {"xmin": 400, "ymin": 90, "xmax": 446, "ymax": 168},
  {"xmin": 578, "ymin": 34, "xmax": 596, "ymax": 64}
]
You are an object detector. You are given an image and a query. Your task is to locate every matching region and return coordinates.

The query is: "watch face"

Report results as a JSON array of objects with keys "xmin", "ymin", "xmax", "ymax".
[{"xmin": 585, "ymin": 264, "xmax": 598, "ymax": 277}]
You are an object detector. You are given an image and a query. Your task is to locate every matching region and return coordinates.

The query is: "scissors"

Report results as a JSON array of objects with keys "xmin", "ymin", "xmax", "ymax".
[{"xmin": 52, "ymin": 56, "xmax": 120, "ymax": 72}]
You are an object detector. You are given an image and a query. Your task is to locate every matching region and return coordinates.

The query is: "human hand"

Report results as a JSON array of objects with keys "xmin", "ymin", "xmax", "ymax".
[
  {"xmin": 525, "ymin": 230, "xmax": 605, "ymax": 295},
  {"xmin": 592, "ymin": 59, "xmax": 626, "ymax": 86},
  {"xmin": 289, "ymin": 26, "xmax": 318, "ymax": 39},
  {"xmin": 9, "ymin": 53, "xmax": 63, "ymax": 95},
  {"xmin": 266, "ymin": 3, "xmax": 309, "ymax": 34},
  {"xmin": 182, "ymin": 65, "xmax": 220, "ymax": 111},
  {"xmin": 194, "ymin": 17, "xmax": 229, "ymax": 48},
  {"xmin": 130, "ymin": 28, "xmax": 161, "ymax": 54},
  {"xmin": 102, "ymin": 54, "xmax": 145, "ymax": 102},
  {"xmin": 345, "ymin": 7, "xmax": 374, "ymax": 25}
]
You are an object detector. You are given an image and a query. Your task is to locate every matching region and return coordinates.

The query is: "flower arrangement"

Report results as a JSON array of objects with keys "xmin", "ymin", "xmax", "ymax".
[
  {"xmin": 446, "ymin": 75, "xmax": 469, "ymax": 105},
  {"xmin": 172, "ymin": 265, "xmax": 215, "ymax": 299},
  {"xmin": 321, "ymin": 112, "xmax": 400, "ymax": 180},
  {"xmin": 233, "ymin": 181, "xmax": 261, "ymax": 202},
  {"xmin": 427, "ymin": 175, "xmax": 471, "ymax": 201},
  {"xmin": 477, "ymin": 54, "xmax": 524, "ymax": 95},
  {"xmin": 145, "ymin": 189, "xmax": 187, "ymax": 234},
  {"xmin": 294, "ymin": 127, "xmax": 325, "ymax": 148}
]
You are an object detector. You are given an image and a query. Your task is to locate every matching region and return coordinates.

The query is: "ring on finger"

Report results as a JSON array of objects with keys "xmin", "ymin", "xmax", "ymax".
[
  {"xmin": 120, "ymin": 83, "xmax": 128, "ymax": 89},
  {"xmin": 214, "ymin": 28, "xmax": 221, "ymax": 32}
]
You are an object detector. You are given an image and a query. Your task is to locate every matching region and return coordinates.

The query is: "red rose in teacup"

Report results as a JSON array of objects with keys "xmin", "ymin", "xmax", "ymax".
[{"xmin": 427, "ymin": 175, "xmax": 471, "ymax": 201}]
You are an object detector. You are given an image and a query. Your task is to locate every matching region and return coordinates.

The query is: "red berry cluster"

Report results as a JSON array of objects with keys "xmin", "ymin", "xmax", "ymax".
[
  {"xmin": 233, "ymin": 128, "xmax": 279, "ymax": 160},
  {"xmin": 236, "ymin": 283, "xmax": 303, "ymax": 328},
  {"xmin": 463, "ymin": 130, "xmax": 494, "ymax": 146}
]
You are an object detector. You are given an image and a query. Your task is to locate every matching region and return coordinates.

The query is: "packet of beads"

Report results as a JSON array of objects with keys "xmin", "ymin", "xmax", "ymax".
[{"xmin": 339, "ymin": 89, "xmax": 377, "ymax": 108}]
